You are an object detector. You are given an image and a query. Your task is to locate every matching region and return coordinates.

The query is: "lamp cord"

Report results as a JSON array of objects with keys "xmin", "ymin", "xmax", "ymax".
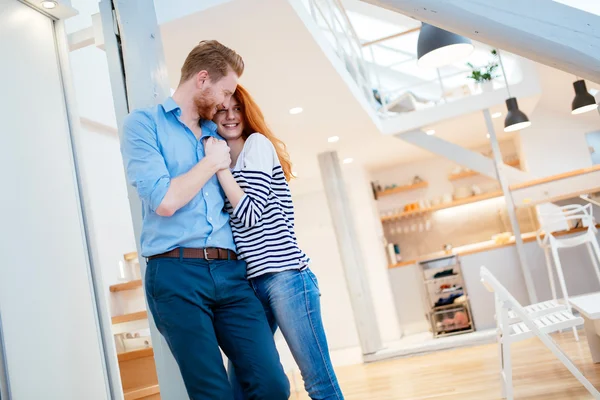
[{"xmin": 497, "ymin": 49, "xmax": 512, "ymax": 98}]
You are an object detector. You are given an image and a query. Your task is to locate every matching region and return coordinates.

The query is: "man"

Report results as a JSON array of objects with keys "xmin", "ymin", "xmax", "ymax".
[{"xmin": 121, "ymin": 40, "xmax": 289, "ymax": 400}]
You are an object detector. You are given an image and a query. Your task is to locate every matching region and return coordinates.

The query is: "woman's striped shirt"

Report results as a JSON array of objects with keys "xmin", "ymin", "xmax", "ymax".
[{"xmin": 225, "ymin": 133, "xmax": 309, "ymax": 279}]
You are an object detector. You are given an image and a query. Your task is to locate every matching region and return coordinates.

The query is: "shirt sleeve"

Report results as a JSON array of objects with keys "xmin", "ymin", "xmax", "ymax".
[
  {"xmin": 232, "ymin": 133, "xmax": 276, "ymax": 228},
  {"xmin": 121, "ymin": 110, "xmax": 170, "ymax": 212}
]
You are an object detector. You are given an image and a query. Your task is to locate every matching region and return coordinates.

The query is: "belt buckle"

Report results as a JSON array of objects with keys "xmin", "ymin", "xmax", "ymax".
[{"xmin": 203, "ymin": 248, "xmax": 212, "ymax": 261}]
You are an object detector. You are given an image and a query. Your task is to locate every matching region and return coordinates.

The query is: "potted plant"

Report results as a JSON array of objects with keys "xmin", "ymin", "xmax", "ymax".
[{"xmin": 467, "ymin": 49, "xmax": 500, "ymax": 92}]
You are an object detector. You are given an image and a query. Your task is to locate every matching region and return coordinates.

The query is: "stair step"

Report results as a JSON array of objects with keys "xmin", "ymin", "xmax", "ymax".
[
  {"xmin": 124, "ymin": 384, "xmax": 159, "ymax": 400},
  {"xmin": 110, "ymin": 280, "xmax": 143, "ymax": 293},
  {"xmin": 112, "ymin": 311, "xmax": 148, "ymax": 325},
  {"xmin": 118, "ymin": 347, "xmax": 154, "ymax": 362}
]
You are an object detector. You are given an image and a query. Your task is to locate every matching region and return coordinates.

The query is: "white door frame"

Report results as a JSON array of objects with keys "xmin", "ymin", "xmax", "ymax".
[{"xmin": 4, "ymin": 1, "xmax": 119, "ymax": 399}]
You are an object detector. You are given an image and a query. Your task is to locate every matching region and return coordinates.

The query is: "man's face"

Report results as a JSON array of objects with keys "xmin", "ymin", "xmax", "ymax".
[{"xmin": 194, "ymin": 71, "xmax": 238, "ymax": 120}]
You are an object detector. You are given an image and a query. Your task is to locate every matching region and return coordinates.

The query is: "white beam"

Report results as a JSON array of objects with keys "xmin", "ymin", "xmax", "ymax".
[
  {"xmin": 318, "ymin": 152, "xmax": 383, "ymax": 355},
  {"xmin": 483, "ymin": 109, "xmax": 537, "ymax": 304},
  {"xmin": 67, "ymin": 14, "xmax": 105, "ymax": 51},
  {"xmin": 68, "ymin": 26, "xmax": 94, "ymax": 51},
  {"xmin": 361, "ymin": 0, "xmax": 600, "ymax": 83},
  {"xmin": 397, "ymin": 129, "xmax": 533, "ymax": 184}
]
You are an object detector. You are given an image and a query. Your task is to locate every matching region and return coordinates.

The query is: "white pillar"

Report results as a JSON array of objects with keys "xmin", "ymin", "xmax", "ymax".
[
  {"xmin": 98, "ymin": 0, "xmax": 188, "ymax": 398},
  {"xmin": 318, "ymin": 152, "xmax": 383, "ymax": 355},
  {"xmin": 483, "ymin": 109, "xmax": 538, "ymax": 303}
]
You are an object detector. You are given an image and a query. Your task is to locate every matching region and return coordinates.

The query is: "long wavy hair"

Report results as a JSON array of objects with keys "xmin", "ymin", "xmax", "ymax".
[{"xmin": 234, "ymin": 85, "xmax": 293, "ymax": 181}]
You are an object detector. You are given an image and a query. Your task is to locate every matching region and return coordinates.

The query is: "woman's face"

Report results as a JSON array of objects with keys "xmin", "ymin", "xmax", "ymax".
[{"xmin": 213, "ymin": 96, "xmax": 244, "ymax": 141}]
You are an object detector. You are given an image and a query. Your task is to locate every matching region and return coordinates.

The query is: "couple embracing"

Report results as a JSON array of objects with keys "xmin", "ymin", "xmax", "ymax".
[{"xmin": 122, "ymin": 40, "xmax": 344, "ymax": 400}]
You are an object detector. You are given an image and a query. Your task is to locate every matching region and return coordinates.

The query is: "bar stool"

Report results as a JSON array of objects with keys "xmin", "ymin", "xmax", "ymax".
[{"xmin": 536, "ymin": 203, "xmax": 600, "ymax": 340}]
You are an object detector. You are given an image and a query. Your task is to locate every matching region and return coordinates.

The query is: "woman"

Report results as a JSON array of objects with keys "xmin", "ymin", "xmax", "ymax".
[{"xmin": 206, "ymin": 85, "xmax": 344, "ymax": 400}]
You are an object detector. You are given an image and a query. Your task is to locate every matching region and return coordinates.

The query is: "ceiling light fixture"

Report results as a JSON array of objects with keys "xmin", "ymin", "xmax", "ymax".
[
  {"xmin": 426, "ymin": 129, "xmax": 436, "ymax": 135},
  {"xmin": 41, "ymin": 0, "xmax": 57, "ymax": 9},
  {"xmin": 327, "ymin": 136, "xmax": 340, "ymax": 143},
  {"xmin": 289, "ymin": 107, "xmax": 303, "ymax": 115},
  {"xmin": 343, "ymin": 158, "xmax": 354, "ymax": 164},
  {"xmin": 492, "ymin": 112, "xmax": 502, "ymax": 119},
  {"xmin": 291, "ymin": 170, "xmax": 298, "ymax": 178},
  {"xmin": 571, "ymin": 79, "xmax": 598, "ymax": 115},
  {"xmin": 417, "ymin": 23, "xmax": 474, "ymax": 68},
  {"xmin": 486, "ymin": 133, "xmax": 491, "ymax": 138},
  {"xmin": 498, "ymin": 50, "xmax": 531, "ymax": 132}
]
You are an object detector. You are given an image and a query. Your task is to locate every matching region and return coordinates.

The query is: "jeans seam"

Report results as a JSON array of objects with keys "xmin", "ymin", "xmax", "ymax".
[{"xmin": 302, "ymin": 272, "xmax": 342, "ymax": 400}]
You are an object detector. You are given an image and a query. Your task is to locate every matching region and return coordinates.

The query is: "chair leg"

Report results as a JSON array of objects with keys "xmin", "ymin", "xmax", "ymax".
[
  {"xmin": 550, "ymin": 244, "xmax": 579, "ymax": 341},
  {"xmin": 587, "ymin": 237, "xmax": 600, "ymax": 288},
  {"xmin": 499, "ymin": 339, "xmax": 505, "ymax": 398},
  {"xmin": 502, "ymin": 339, "xmax": 513, "ymax": 400},
  {"xmin": 543, "ymin": 246, "xmax": 557, "ymax": 301}
]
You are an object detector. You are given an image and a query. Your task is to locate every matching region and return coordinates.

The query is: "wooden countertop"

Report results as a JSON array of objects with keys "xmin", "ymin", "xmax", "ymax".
[{"xmin": 388, "ymin": 225, "xmax": 595, "ymax": 269}]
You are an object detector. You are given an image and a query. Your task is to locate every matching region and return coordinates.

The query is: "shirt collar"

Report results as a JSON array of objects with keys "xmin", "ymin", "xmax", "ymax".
[
  {"xmin": 162, "ymin": 97, "xmax": 180, "ymax": 115},
  {"xmin": 162, "ymin": 97, "xmax": 222, "ymax": 139}
]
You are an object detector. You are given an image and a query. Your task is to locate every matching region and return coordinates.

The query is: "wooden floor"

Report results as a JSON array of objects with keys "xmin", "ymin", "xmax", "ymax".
[{"xmin": 289, "ymin": 332, "xmax": 600, "ymax": 399}]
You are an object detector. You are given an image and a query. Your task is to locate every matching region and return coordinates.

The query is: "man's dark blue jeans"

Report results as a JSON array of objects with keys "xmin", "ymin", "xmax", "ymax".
[{"xmin": 145, "ymin": 255, "xmax": 290, "ymax": 400}]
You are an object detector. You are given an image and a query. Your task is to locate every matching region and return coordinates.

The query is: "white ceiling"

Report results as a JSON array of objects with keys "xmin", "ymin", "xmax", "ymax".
[{"xmin": 158, "ymin": 0, "xmax": 597, "ymax": 184}]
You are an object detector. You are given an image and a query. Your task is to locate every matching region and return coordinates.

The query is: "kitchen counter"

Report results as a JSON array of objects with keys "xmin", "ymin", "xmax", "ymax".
[
  {"xmin": 387, "ymin": 225, "xmax": 600, "ymax": 335},
  {"xmin": 388, "ymin": 226, "xmax": 595, "ymax": 269}
]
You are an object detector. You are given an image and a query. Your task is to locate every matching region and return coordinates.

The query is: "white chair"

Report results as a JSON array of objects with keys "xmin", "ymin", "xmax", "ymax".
[
  {"xmin": 480, "ymin": 266, "xmax": 599, "ymax": 400},
  {"xmin": 536, "ymin": 203, "xmax": 600, "ymax": 340}
]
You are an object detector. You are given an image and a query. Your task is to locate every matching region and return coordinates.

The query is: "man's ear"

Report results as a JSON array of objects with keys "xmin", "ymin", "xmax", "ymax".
[{"xmin": 195, "ymin": 70, "xmax": 209, "ymax": 88}]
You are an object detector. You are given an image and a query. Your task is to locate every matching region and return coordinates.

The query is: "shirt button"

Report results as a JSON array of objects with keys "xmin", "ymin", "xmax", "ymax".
[
  {"xmin": 208, "ymin": 236, "xmax": 212, "ymax": 241},
  {"xmin": 205, "ymin": 192, "xmax": 209, "ymax": 197},
  {"xmin": 209, "ymin": 217, "xmax": 213, "ymax": 222}
]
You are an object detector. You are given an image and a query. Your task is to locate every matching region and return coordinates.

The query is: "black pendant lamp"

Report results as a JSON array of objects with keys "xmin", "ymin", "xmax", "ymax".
[
  {"xmin": 572, "ymin": 79, "xmax": 598, "ymax": 115},
  {"xmin": 417, "ymin": 23, "xmax": 474, "ymax": 68},
  {"xmin": 504, "ymin": 98, "xmax": 531, "ymax": 132},
  {"xmin": 498, "ymin": 50, "xmax": 531, "ymax": 132}
]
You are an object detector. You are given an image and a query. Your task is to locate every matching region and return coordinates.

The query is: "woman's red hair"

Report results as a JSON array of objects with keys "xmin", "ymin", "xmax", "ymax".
[{"xmin": 234, "ymin": 85, "xmax": 293, "ymax": 181}]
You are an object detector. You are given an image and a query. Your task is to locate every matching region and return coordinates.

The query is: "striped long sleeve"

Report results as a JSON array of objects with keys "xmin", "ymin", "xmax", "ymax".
[{"xmin": 225, "ymin": 133, "xmax": 310, "ymax": 279}]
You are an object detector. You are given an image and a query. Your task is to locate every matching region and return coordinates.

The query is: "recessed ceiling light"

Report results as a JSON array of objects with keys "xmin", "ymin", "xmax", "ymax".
[
  {"xmin": 426, "ymin": 129, "xmax": 435, "ymax": 135},
  {"xmin": 486, "ymin": 133, "xmax": 490, "ymax": 138},
  {"xmin": 492, "ymin": 112, "xmax": 502, "ymax": 119},
  {"xmin": 328, "ymin": 136, "xmax": 340, "ymax": 143},
  {"xmin": 343, "ymin": 158, "xmax": 354, "ymax": 164},
  {"xmin": 289, "ymin": 107, "xmax": 303, "ymax": 115},
  {"xmin": 291, "ymin": 170, "xmax": 298, "ymax": 177},
  {"xmin": 41, "ymin": 0, "xmax": 57, "ymax": 9}
]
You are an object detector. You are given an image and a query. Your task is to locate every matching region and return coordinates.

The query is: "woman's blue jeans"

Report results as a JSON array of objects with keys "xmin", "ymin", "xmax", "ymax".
[{"xmin": 228, "ymin": 268, "xmax": 344, "ymax": 400}]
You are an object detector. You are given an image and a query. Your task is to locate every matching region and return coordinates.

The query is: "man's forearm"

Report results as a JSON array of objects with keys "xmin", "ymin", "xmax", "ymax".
[
  {"xmin": 216, "ymin": 169, "xmax": 245, "ymax": 209},
  {"xmin": 156, "ymin": 157, "xmax": 219, "ymax": 217}
]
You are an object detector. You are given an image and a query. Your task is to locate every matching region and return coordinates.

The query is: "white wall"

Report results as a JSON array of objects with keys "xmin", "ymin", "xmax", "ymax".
[
  {"xmin": 77, "ymin": 122, "xmax": 143, "ymax": 315},
  {"xmin": 290, "ymin": 163, "xmax": 402, "ymax": 358},
  {"xmin": 291, "ymin": 185, "xmax": 362, "ymax": 352},
  {"xmin": 519, "ymin": 108, "xmax": 598, "ymax": 177},
  {"xmin": 66, "ymin": 2, "xmax": 142, "ymax": 319},
  {"xmin": 343, "ymin": 164, "xmax": 403, "ymax": 343}
]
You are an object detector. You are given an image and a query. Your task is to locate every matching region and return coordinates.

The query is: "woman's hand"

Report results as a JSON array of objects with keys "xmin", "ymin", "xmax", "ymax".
[{"xmin": 204, "ymin": 137, "xmax": 231, "ymax": 170}]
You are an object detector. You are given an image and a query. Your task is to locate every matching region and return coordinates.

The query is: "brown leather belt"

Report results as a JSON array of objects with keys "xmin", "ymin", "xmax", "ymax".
[{"xmin": 148, "ymin": 247, "xmax": 237, "ymax": 261}]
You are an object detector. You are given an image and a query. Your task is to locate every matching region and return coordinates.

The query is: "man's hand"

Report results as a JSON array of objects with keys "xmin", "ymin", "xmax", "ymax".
[{"xmin": 204, "ymin": 137, "xmax": 231, "ymax": 170}]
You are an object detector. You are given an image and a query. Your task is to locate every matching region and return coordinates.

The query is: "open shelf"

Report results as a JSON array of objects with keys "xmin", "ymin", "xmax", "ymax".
[
  {"xmin": 118, "ymin": 347, "xmax": 154, "ymax": 362},
  {"xmin": 424, "ymin": 274, "xmax": 461, "ymax": 285},
  {"xmin": 110, "ymin": 279, "xmax": 143, "ymax": 293},
  {"xmin": 112, "ymin": 311, "xmax": 148, "ymax": 325},
  {"xmin": 381, "ymin": 190, "xmax": 504, "ymax": 222},
  {"xmin": 124, "ymin": 384, "xmax": 160, "ymax": 400},
  {"xmin": 448, "ymin": 160, "xmax": 520, "ymax": 181},
  {"xmin": 376, "ymin": 181, "xmax": 428, "ymax": 198}
]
